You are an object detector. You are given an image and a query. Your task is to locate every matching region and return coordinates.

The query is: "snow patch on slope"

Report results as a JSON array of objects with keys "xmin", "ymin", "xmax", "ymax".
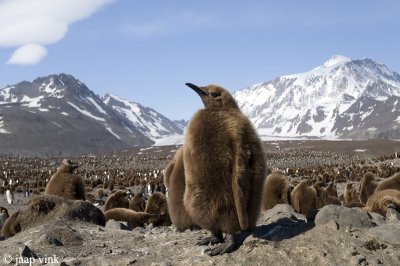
[
  {"xmin": 87, "ymin": 97, "xmax": 107, "ymax": 114},
  {"xmin": 0, "ymin": 116, "xmax": 10, "ymax": 134},
  {"xmin": 105, "ymin": 126, "xmax": 121, "ymax": 140},
  {"xmin": 0, "ymin": 87, "xmax": 18, "ymax": 103},
  {"xmin": 39, "ymin": 78, "xmax": 63, "ymax": 98},
  {"xmin": 68, "ymin": 102, "xmax": 105, "ymax": 121},
  {"xmin": 152, "ymin": 134, "xmax": 184, "ymax": 146},
  {"xmin": 104, "ymin": 94, "xmax": 183, "ymax": 142}
]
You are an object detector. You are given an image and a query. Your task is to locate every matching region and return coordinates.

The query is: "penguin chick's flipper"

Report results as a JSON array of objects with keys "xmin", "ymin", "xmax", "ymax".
[
  {"xmin": 197, "ymin": 232, "xmax": 224, "ymax": 246},
  {"xmin": 232, "ymin": 152, "xmax": 250, "ymax": 230},
  {"xmin": 207, "ymin": 234, "xmax": 236, "ymax": 256}
]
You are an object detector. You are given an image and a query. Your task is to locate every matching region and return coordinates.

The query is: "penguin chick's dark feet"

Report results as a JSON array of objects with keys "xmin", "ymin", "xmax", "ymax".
[
  {"xmin": 197, "ymin": 232, "xmax": 224, "ymax": 246},
  {"xmin": 207, "ymin": 234, "xmax": 236, "ymax": 256}
]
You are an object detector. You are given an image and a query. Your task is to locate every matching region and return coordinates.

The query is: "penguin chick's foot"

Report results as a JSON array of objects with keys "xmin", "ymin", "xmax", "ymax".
[
  {"xmin": 197, "ymin": 232, "xmax": 224, "ymax": 246},
  {"xmin": 207, "ymin": 234, "xmax": 236, "ymax": 256}
]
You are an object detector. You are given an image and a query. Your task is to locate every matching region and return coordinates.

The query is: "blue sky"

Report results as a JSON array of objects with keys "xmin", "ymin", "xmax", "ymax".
[{"xmin": 0, "ymin": 0, "xmax": 399, "ymax": 120}]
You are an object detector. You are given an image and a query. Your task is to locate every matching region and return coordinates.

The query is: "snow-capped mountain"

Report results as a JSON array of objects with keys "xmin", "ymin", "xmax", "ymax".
[
  {"xmin": 234, "ymin": 55, "xmax": 400, "ymax": 140},
  {"xmin": 103, "ymin": 94, "xmax": 184, "ymax": 144},
  {"xmin": 0, "ymin": 74, "xmax": 182, "ymax": 156}
]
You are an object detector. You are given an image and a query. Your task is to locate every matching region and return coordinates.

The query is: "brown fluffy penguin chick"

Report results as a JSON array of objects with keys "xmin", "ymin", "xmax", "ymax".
[
  {"xmin": 145, "ymin": 192, "xmax": 171, "ymax": 226},
  {"xmin": 164, "ymin": 147, "xmax": 198, "ymax": 231},
  {"xmin": 324, "ymin": 195, "xmax": 342, "ymax": 206},
  {"xmin": 104, "ymin": 208, "xmax": 161, "ymax": 229},
  {"xmin": 346, "ymin": 201, "xmax": 365, "ymax": 208},
  {"xmin": 1, "ymin": 211, "xmax": 21, "ymax": 238},
  {"xmin": 97, "ymin": 188, "xmax": 104, "ymax": 199},
  {"xmin": 325, "ymin": 182, "xmax": 338, "ymax": 198},
  {"xmin": 365, "ymin": 189, "xmax": 400, "ymax": 216},
  {"xmin": 313, "ymin": 182, "xmax": 326, "ymax": 209},
  {"xmin": 262, "ymin": 171, "xmax": 290, "ymax": 211},
  {"xmin": 375, "ymin": 173, "xmax": 400, "ymax": 192},
  {"xmin": 45, "ymin": 160, "xmax": 86, "ymax": 200},
  {"xmin": 104, "ymin": 190, "xmax": 129, "ymax": 212},
  {"xmin": 291, "ymin": 179, "xmax": 317, "ymax": 217},
  {"xmin": 129, "ymin": 192, "xmax": 146, "ymax": 212},
  {"xmin": 359, "ymin": 172, "xmax": 379, "ymax": 204},
  {"xmin": 344, "ymin": 183, "xmax": 358, "ymax": 206},
  {"xmin": 183, "ymin": 83, "xmax": 266, "ymax": 256}
]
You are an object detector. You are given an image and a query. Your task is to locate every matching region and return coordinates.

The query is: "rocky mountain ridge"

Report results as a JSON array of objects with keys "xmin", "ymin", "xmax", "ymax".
[
  {"xmin": 0, "ymin": 74, "xmax": 182, "ymax": 156},
  {"xmin": 234, "ymin": 55, "xmax": 400, "ymax": 140}
]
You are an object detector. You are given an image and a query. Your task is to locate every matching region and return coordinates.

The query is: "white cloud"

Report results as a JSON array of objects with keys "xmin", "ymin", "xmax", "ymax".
[
  {"xmin": 7, "ymin": 44, "xmax": 47, "ymax": 65},
  {"xmin": 0, "ymin": 0, "xmax": 115, "ymax": 65}
]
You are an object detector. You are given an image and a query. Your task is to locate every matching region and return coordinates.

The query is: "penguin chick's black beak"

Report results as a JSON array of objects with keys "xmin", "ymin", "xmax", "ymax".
[{"xmin": 186, "ymin": 83, "xmax": 208, "ymax": 96}]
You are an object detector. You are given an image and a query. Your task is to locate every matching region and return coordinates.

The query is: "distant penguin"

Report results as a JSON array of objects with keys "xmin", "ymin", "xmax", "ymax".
[
  {"xmin": 45, "ymin": 159, "xmax": 86, "ymax": 200},
  {"xmin": 365, "ymin": 189, "xmax": 400, "ymax": 216},
  {"xmin": 375, "ymin": 173, "xmax": 400, "ymax": 192},
  {"xmin": 325, "ymin": 182, "xmax": 338, "ymax": 198},
  {"xmin": 291, "ymin": 179, "xmax": 317, "ymax": 217},
  {"xmin": 129, "ymin": 192, "xmax": 146, "ymax": 212},
  {"xmin": 359, "ymin": 172, "xmax": 378, "ymax": 204},
  {"xmin": 145, "ymin": 192, "xmax": 171, "ymax": 226},
  {"xmin": 183, "ymin": 83, "xmax": 266, "ymax": 256},
  {"xmin": 6, "ymin": 189, "xmax": 13, "ymax": 205},
  {"xmin": 104, "ymin": 190, "xmax": 129, "ymax": 212},
  {"xmin": 147, "ymin": 183, "xmax": 152, "ymax": 197},
  {"xmin": 164, "ymin": 147, "xmax": 197, "ymax": 231},
  {"xmin": 24, "ymin": 187, "xmax": 30, "ymax": 198},
  {"xmin": 261, "ymin": 171, "xmax": 290, "ymax": 211}
]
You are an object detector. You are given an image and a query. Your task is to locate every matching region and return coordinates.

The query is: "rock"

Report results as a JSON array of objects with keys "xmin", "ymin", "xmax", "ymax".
[
  {"xmin": 132, "ymin": 227, "xmax": 146, "ymax": 234},
  {"xmin": 258, "ymin": 204, "xmax": 307, "ymax": 225},
  {"xmin": 315, "ymin": 205, "xmax": 373, "ymax": 229},
  {"xmin": 386, "ymin": 208, "xmax": 400, "ymax": 221},
  {"xmin": 323, "ymin": 219, "xmax": 339, "ymax": 230},
  {"xmin": 20, "ymin": 244, "xmax": 38, "ymax": 259},
  {"xmin": 39, "ymin": 234, "xmax": 64, "ymax": 246},
  {"xmin": 11, "ymin": 195, "xmax": 106, "ymax": 237},
  {"xmin": 253, "ymin": 212, "xmax": 312, "ymax": 241},
  {"xmin": 105, "ymin": 219, "xmax": 130, "ymax": 231},
  {"xmin": 146, "ymin": 223, "xmax": 154, "ymax": 230},
  {"xmin": 254, "ymin": 204, "xmax": 313, "ymax": 242},
  {"xmin": 345, "ymin": 245, "xmax": 359, "ymax": 257},
  {"xmin": 369, "ymin": 212, "xmax": 386, "ymax": 226},
  {"xmin": 368, "ymin": 222, "xmax": 400, "ymax": 245},
  {"xmin": 356, "ymin": 255, "xmax": 366, "ymax": 264}
]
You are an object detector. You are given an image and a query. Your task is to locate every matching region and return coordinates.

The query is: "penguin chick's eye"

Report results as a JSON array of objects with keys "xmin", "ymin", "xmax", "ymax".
[{"xmin": 210, "ymin": 92, "xmax": 220, "ymax": 98}]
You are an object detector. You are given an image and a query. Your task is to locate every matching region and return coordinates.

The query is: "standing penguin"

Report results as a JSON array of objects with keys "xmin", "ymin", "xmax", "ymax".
[
  {"xmin": 183, "ymin": 83, "xmax": 266, "ymax": 256},
  {"xmin": 6, "ymin": 189, "xmax": 13, "ymax": 205},
  {"xmin": 164, "ymin": 147, "xmax": 197, "ymax": 231}
]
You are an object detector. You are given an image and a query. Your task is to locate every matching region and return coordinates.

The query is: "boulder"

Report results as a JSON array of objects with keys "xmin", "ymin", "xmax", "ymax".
[
  {"xmin": 368, "ymin": 222, "xmax": 400, "ymax": 245},
  {"xmin": 315, "ymin": 205, "xmax": 373, "ymax": 229}
]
